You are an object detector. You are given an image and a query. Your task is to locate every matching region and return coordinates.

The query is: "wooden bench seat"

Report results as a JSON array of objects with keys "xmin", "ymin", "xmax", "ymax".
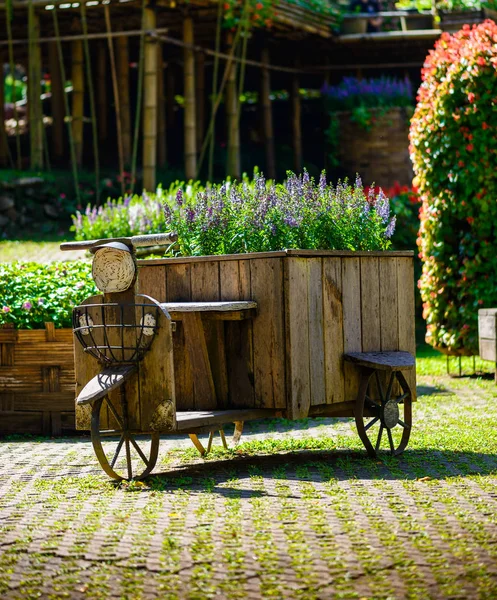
[
  {"xmin": 161, "ymin": 301, "xmax": 257, "ymax": 321},
  {"xmin": 344, "ymin": 351, "xmax": 415, "ymax": 371},
  {"xmin": 176, "ymin": 408, "xmax": 279, "ymax": 431}
]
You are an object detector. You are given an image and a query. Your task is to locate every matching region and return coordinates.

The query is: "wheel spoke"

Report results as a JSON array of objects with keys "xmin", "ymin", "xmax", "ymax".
[
  {"xmin": 99, "ymin": 429, "xmax": 124, "ymax": 437},
  {"xmin": 365, "ymin": 395, "xmax": 381, "ymax": 407},
  {"xmin": 105, "ymin": 397, "xmax": 125, "ymax": 430},
  {"xmin": 387, "ymin": 428, "xmax": 395, "ymax": 454},
  {"xmin": 130, "ymin": 437, "xmax": 150, "ymax": 466},
  {"xmin": 125, "ymin": 438, "xmax": 133, "ymax": 480},
  {"xmin": 385, "ymin": 372, "xmax": 395, "ymax": 402},
  {"xmin": 398, "ymin": 419, "xmax": 410, "ymax": 429},
  {"xmin": 375, "ymin": 425, "xmax": 384, "ymax": 452},
  {"xmin": 395, "ymin": 392, "xmax": 409, "ymax": 405},
  {"xmin": 364, "ymin": 416, "xmax": 380, "ymax": 432},
  {"xmin": 375, "ymin": 371, "xmax": 384, "ymax": 403},
  {"xmin": 110, "ymin": 435, "xmax": 125, "ymax": 468}
]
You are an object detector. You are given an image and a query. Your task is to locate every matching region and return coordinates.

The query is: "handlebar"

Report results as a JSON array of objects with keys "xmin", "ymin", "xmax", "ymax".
[{"xmin": 60, "ymin": 232, "xmax": 178, "ymax": 252}]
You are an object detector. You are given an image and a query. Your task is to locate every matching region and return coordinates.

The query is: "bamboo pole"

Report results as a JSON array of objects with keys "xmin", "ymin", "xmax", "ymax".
[
  {"xmin": 143, "ymin": 5, "xmax": 158, "ymax": 190},
  {"xmin": 6, "ymin": 5, "xmax": 21, "ymax": 169},
  {"xmin": 0, "ymin": 52, "xmax": 7, "ymax": 166},
  {"xmin": 131, "ymin": 0, "xmax": 146, "ymax": 195},
  {"xmin": 183, "ymin": 16, "xmax": 196, "ymax": 181},
  {"xmin": 225, "ymin": 31, "xmax": 240, "ymax": 179},
  {"xmin": 291, "ymin": 57, "xmax": 302, "ymax": 174},
  {"xmin": 260, "ymin": 47, "xmax": 275, "ymax": 180},
  {"xmin": 116, "ymin": 35, "xmax": 131, "ymax": 165},
  {"xmin": 28, "ymin": 4, "xmax": 43, "ymax": 169},
  {"xmin": 104, "ymin": 4, "xmax": 124, "ymax": 197},
  {"xmin": 96, "ymin": 42, "xmax": 107, "ymax": 142},
  {"xmin": 48, "ymin": 41, "xmax": 64, "ymax": 159},
  {"xmin": 157, "ymin": 44, "xmax": 167, "ymax": 167},
  {"xmin": 166, "ymin": 63, "xmax": 175, "ymax": 130},
  {"xmin": 71, "ymin": 19, "xmax": 84, "ymax": 167},
  {"xmin": 195, "ymin": 50, "xmax": 205, "ymax": 155}
]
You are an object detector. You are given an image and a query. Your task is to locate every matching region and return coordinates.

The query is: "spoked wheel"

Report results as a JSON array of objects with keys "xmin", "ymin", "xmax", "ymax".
[
  {"xmin": 91, "ymin": 395, "xmax": 160, "ymax": 480},
  {"xmin": 355, "ymin": 368, "xmax": 412, "ymax": 457}
]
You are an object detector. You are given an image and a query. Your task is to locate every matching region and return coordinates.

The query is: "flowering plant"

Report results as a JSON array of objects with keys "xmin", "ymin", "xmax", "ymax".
[
  {"xmin": 410, "ymin": 20, "xmax": 497, "ymax": 354},
  {"xmin": 0, "ymin": 262, "xmax": 96, "ymax": 329},
  {"xmin": 73, "ymin": 171, "xmax": 396, "ymax": 255}
]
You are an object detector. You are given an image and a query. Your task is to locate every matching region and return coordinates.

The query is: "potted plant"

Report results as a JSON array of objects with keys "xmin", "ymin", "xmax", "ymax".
[
  {"xmin": 322, "ymin": 76, "xmax": 415, "ymax": 188},
  {"xmin": 436, "ymin": 0, "xmax": 484, "ymax": 31}
]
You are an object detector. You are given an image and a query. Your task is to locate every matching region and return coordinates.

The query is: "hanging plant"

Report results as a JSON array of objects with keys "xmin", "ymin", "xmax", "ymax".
[{"xmin": 222, "ymin": 0, "xmax": 275, "ymax": 29}]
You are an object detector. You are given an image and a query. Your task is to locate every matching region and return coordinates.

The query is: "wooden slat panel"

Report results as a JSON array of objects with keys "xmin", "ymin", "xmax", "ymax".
[
  {"xmin": 165, "ymin": 263, "xmax": 194, "ymax": 411},
  {"xmin": 480, "ymin": 339, "xmax": 496, "ymax": 362},
  {"xmin": 342, "ymin": 257, "xmax": 362, "ymax": 403},
  {"xmin": 220, "ymin": 260, "xmax": 255, "ymax": 408},
  {"xmin": 308, "ymin": 258, "xmax": 325, "ymax": 407},
  {"xmin": 285, "ymin": 258, "xmax": 311, "ymax": 419},
  {"xmin": 14, "ymin": 392, "xmax": 75, "ymax": 412},
  {"xmin": 479, "ymin": 315, "xmax": 497, "ymax": 340},
  {"xmin": 323, "ymin": 257, "xmax": 344, "ymax": 405},
  {"xmin": 379, "ymin": 258, "xmax": 399, "ymax": 351},
  {"xmin": 138, "ymin": 264, "xmax": 167, "ymax": 301},
  {"xmin": 251, "ymin": 258, "xmax": 286, "ymax": 409},
  {"xmin": 0, "ymin": 412, "xmax": 44, "ymax": 435},
  {"xmin": 360, "ymin": 257, "xmax": 381, "ymax": 352},
  {"xmin": 397, "ymin": 257, "xmax": 417, "ymax": 402},
  {"xmin": 191, "ymin": 261, "xmax": 227, "ymax": 409},
  {"xmin": 14, "ymin": 345, "xmax": 74, "ymax": 366}
]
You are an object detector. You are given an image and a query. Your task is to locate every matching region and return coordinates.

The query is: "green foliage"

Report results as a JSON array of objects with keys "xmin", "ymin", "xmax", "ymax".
[
  {"xmin": 410, "ymin": 20, "xmax": 497, "ymax": 354},
  {"xmin": 0, "ymin": 261, "xmax": 96, "ymax": 329},
  {"xmin": 73, "ymin": 171, "xmax": 397, "ymax": 254}
]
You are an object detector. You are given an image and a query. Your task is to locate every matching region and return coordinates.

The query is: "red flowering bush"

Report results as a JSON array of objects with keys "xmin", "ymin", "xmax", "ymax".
[{"xmin": 410, "ymin": 20, "xmax": 497, "ymax": 354}]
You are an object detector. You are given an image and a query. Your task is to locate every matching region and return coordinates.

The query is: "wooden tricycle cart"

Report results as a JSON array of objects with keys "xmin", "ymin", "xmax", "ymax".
[{"xmin": 61, "ymin": 235, "xmax": 416, "ymax": 480}]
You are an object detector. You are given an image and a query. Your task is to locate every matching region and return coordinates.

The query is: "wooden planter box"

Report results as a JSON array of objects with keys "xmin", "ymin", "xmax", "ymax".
[
  {"xmin": 137, "ymin": 250, "xmax": 416, "ymax": 419},
  {"xmin": 439, "ymin": 9, "xmax": 484, "ymax": 32},
  {"xmin": 335, "ymin": 107, "xmax": 414, "ymax": 188},
  {"xmin": 0, "ymin": 323, "xmax": 76, "ymax": 436}
]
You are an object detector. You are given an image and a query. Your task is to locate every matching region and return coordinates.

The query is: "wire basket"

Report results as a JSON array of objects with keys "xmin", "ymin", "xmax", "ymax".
[{"xmin": 73, "ymin": 296, "xmax": 161, "ymax": 365}]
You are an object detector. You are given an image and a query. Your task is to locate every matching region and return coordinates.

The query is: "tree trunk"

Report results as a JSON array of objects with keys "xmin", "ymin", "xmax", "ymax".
[
  {"xmin": 29, "ymin": 11, "xmax": 43, "ymax": 169},
  {"xmin": 183, "ymin": 16, "xmax": 197, "ymax": 180},
  {"xmin": 261, "ymin": 47, "xmax": 275, "ymax": 180},
  {"xmin": 142, "ymin": 6, "xmax": 158, "ymax": 191},
  {"xmin": 225, "ymin": 31, "xmax": 240, "ymax": 179}
]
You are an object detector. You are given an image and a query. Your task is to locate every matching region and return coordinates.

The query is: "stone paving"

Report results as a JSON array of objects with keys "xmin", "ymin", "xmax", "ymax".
[{"xmin": 1, "ymin": 373, "xmax": 497, "ymax": 599}]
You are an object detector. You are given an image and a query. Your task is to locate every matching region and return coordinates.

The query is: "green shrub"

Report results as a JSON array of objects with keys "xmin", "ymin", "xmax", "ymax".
[
  {"xmin": 410, "ymin": 21, "xmax": 497, "ymax": 354},
  {"xmin": 0, "ymin": 262, "xmax": 96, "ymax": 329},
  {"xmin": 73, "ymin": 171, "xmax": 397, "ymax": 254}
]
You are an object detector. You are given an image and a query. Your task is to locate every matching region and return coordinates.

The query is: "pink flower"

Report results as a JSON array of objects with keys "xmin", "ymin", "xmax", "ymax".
[
  {"xmin": 22, "ymin": 301, "xmax": 32, "ymax": 311},
  {"xmin": 2, "ymin": 306, "xmax": 11, "ymax": 313}
]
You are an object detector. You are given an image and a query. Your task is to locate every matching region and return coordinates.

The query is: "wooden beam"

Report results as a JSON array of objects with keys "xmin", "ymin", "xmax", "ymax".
[
  {"xmin": 157, "ymin": 44, "xmax": 167, "ymax": 168},
  {"xmin": 29, "ymin": 9, "xmax": 43, "ymax": 169},
  {"xmin": 143, "ymin": 6, "xmax": 158, "ymax": 191},
  {"xmin": 291, "ymin": 57, "xmax": 302, "ymax": 174},
  {"xmin": 71, "ymin": 20, "xmax": 84, "ymax": 167},
  {"xmin": 48, "ymin": 41, "xmax": 64, "ymax": 160},
  {"xmin": 195, "ymin": 50, "xmax": 205, "ymax": 155},
  {"xmin": 225, "ymin": 31, "xmax": 240, "ymax": 179},
  {"xmin": 116, "ymin": 35, "xmax": 131, "ymax": 165},
  {"xmin": 183, "ymin": 16, "xmax": 197, "ymax": 180},
  {"xmin": 261, "ymin": 47, "xmax": 275, "ymax": 180},
  {"xmin": 96, "ymin": 42, "xmax": 107, "ymax": 143}
]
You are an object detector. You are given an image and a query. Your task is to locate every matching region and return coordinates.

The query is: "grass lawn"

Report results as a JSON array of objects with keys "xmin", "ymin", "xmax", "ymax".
[{"xmin": 1, "ymin": 348, "xmax": 497, "ymax": 598}]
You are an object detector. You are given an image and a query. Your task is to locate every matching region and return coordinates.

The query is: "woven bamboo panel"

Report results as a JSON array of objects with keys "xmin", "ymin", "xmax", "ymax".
[
  {"xmin": 336, "ymin": 107, "xmax": 414, "ymax": 188},
  {"xmin": 0, "ymin": 323, "xmax": 76, "ymax": 436}
]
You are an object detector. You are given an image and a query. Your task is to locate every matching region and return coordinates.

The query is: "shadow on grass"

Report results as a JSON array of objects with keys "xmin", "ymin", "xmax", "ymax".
[{"xmin": 139, "ymin": 447, "xmax": 497, "ymax": 494}]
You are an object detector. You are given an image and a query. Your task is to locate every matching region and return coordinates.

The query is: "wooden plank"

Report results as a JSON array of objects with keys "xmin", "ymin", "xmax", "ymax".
[
  {"xmin": 220, "ymin": 260, "xmax": 255, "ymax": 408},
  {"xmin": 165, "ymin": 263, "xmax": 194, "ymax": 411},
  {"xmin": 360, "ymin": 257, "xmax": 381, "ymax": 352},
  {"xmin": 308, "ymin": 258, "xmax": 325, "ymax": 406},
  {"xmin": 344, "ymin": 351, "xmax": 415, "ymax": 371},
  {"xmin": 379, "ymin": 258, "xmax": 399, "ymax": 351},
  {"xmin": 138, "ymin": 264, "xmax": 166, "ymax": 301},
  {"xmin": 182, "ymin": 312, "xmax": 217, "ymax": 410},
  {"xmin": 76, "ymin": 365, "xmax": 137, "ymax": 405},
  {"xmin": 323, "ymin": 257, "xmax": 344, "ymax": 405},
  {"xmin": 139, "ymin": 305, "xmax": 176, "ymax": 432},
  {"xmin": 285, "ymin": 258, "xmax": 311, "ymax": 419},
  {"xmin": 14, "ymin": 393, "xmax": 75, "ymax": 412},
  {"xmin": 176, "ymin": 408, "xmax": 279, "ymax": 430},
  {"xmin": 397, "ymin": 257, "xmax": 417, "ymax": 402},
  {"xmin": 0, "ymin": 412, "xmax": 44, "ymax": 435},
  {"xmin": 251, "ymin": 258, "xmax": 286, "ymax": 409},
  {"xmin": 480, "ymin": 339, "xmax": 497, "ymax": 363},
  {"xmin": 191, "ymin": 261, "xmax": 228, "ymax": 409},
  {"xmin": 342, "ymin": 257, "xmax": 362, "ymax": 403},
  {"xmin": 479, "ymin": 315, "xmax": 497, "ymax": 340},
  {"xmin": 161, "ymin": 301, "xmax": 257, "ymax": 312}
]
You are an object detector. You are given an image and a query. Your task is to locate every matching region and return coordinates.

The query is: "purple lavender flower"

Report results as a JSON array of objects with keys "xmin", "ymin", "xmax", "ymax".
[
  {"xmin": 374, "ymin": 190, "xmax": 390, "ymax": 223},
  {"xmin": 186, "ymin": 208, "xmax": 196, "ymax": 223},
  {"xmin": 22, "ymin": 301, "xmax": 32, "ymax": 311},
  {"xmin": 176, "ymin": 189, "xmax": 183, "ymax": 206},
  {"xmin": 385, "ymin": 215, "xmax": 396, "ymax": 239}
]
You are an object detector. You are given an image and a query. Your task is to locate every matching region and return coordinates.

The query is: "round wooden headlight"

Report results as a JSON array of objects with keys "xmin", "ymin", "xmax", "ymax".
[{"xmin": 92, "ymin": 244, "xmax": 136, "ymax": 293}]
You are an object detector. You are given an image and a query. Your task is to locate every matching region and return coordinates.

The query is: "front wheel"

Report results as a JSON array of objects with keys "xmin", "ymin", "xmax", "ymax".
[
  {"xmin": 355, "ymin": 369, "xmax": 412, "ymax": 457},
  {"xmin": 91, "ymin": 395, "xmax": 160, "ymax": 480}
]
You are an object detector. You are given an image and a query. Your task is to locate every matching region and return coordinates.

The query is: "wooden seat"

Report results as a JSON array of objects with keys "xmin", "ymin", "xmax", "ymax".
[
  {"xmin": 161, "ymin": 301, "xmax": 257, "ymax": 321},
  {"xmin": 176, "ymin": 408, "xmax": 279, "ymax": 431},
  {"xmin": 343, "ymin": 351, "xmax": 415, "ymax": 371}
]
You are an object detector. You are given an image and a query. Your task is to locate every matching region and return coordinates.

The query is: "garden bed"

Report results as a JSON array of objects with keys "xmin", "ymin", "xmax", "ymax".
[{"xmin": 0, "ymin": 323, "xmax": 75, "ymax": 436}]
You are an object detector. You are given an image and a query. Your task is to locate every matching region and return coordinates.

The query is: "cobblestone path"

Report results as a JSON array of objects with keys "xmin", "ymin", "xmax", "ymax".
[{"xmin": 1, "ymin": 372, "xmax": 497, "ymax": 599}]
